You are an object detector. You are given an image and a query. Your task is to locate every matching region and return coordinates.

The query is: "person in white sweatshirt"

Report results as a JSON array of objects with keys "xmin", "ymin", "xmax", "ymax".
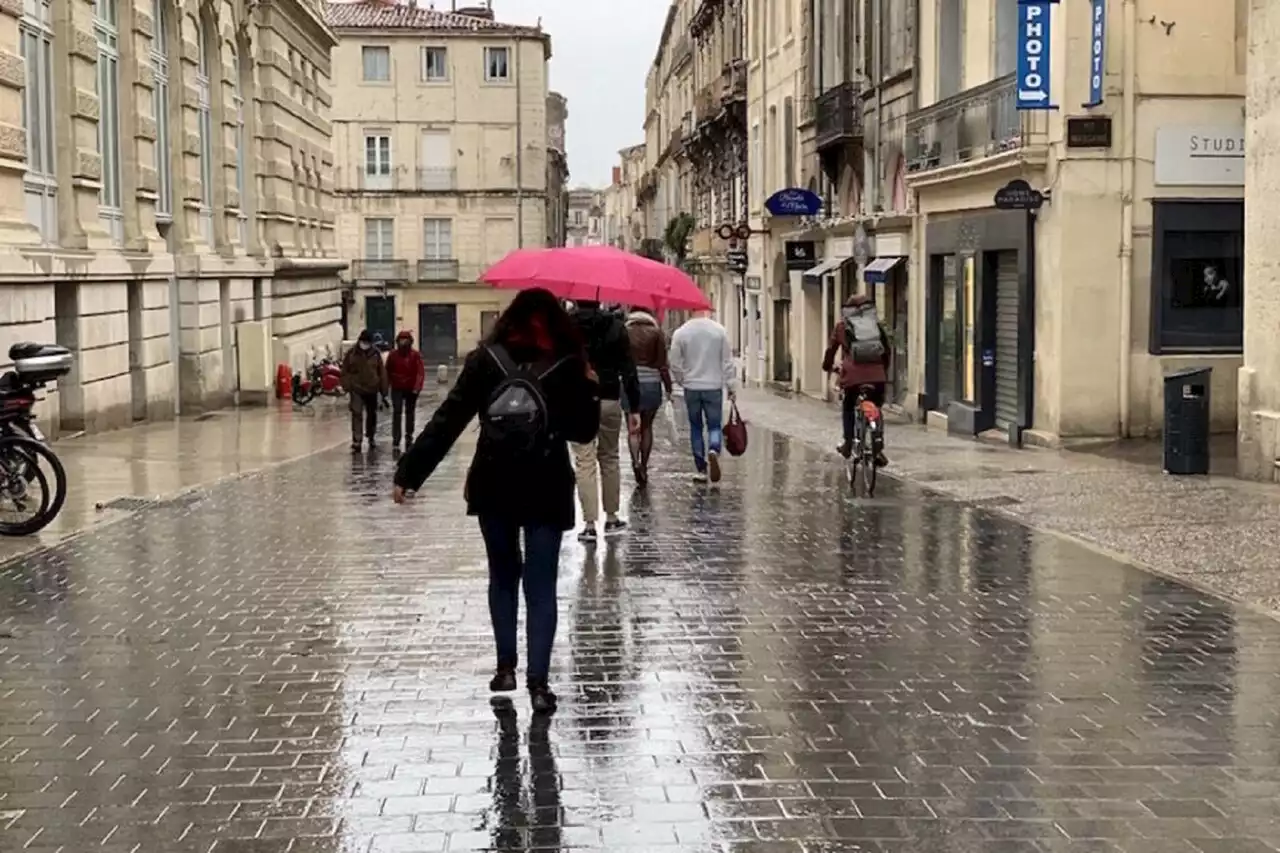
[{"xmin": 668, "ymin": 311, "xmax": 737, "ymax": 482}]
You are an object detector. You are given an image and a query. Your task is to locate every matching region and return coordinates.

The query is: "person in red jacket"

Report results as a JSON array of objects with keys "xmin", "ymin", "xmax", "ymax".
[{"xmin": 385, "ymin": 330, "xmax": 426, "ymax": 449}]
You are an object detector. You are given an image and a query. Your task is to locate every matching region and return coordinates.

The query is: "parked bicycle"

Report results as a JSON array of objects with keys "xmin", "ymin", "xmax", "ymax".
[
  {"xmin": 846, "ymin": 384, "xmax": 882, "ymax": 498},
  {"xmin": 0, "ymin": 343, "xmax": 72, "ymax": 535}
]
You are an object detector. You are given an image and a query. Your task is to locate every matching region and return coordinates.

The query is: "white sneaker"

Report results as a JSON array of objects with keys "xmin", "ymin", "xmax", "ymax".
[{"xmin": 692, "ymin": 471, "xmax": 708, "ymax": 483}]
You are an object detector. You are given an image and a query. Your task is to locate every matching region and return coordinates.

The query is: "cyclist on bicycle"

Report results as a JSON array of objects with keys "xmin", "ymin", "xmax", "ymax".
[{"xmin": 822, "ymin": 293, "xmax": 890, "ymax": 467}]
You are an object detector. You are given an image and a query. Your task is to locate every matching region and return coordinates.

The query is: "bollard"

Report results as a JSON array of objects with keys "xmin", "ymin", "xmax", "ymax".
[{"xmin": 437, "ymin": 363, "xmax": 449, "ymax": 384}]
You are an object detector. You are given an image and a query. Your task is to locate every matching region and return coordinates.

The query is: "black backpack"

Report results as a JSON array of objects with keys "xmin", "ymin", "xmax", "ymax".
[{"xmin": 480, "ymin": 345, "xmax": 568, "ymax": 458}]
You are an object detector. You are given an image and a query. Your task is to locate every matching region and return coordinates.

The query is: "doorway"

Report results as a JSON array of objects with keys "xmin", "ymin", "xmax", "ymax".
[
  {"xmin": 479, "ymin": 310, "xmax": 499, "ymax": 348},
  {"xmin": 418, "ymin": 303, "xmax": 458, "ymax": 367},
  {"xmin": 364, "ymin": 294, "xmax": 396, "ymax": 350},
  {"xmin": 993, "ymin": 251, "xmax": 1020, "ymax": 429},
  {"xmin": 771, "ymin": 298, "xmax": 791, "ymax": 383},
  {"xmin": 219, "ymin": 278, "xmax": 234, "ymax": 395},
  {"xmin": 127, "ymin": 281, "xmax": 146, "ymax": 422}
]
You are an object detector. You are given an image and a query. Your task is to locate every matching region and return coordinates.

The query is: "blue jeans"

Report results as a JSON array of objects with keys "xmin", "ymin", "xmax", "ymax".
[
  {"xmin": 478, "ymin": 517, "xmax": 563, "ymax": 680},
  {"xmin": 683, "ymin": 388, "xmax": 724, "ymax": 472}
]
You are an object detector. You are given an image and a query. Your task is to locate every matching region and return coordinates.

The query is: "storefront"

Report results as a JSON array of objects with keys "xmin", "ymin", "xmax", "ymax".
[
  {"xmin": 862, "ymin": 226, "xmax": 912, "ymax": 408},
  {"xmin": 922, "ymin": 210, "xmax": 1035, "ymax": 443},
  {"xmin": 800, "ymin": 242, "xmax": 855, "ymax": 398}
]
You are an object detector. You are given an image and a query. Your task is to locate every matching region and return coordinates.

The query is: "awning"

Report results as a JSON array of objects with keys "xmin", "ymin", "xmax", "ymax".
[
  {"xmin": 863, "ymin": 256, "xmax": 905, "ymax": 284},
  {"xmin": 803, "ymin": 256, "xmax": 847, "ymax": 280}
]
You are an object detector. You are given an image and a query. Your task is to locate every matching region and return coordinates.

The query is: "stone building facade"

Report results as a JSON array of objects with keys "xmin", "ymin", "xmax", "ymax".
[
  {"xmin": 546, "ymin": 90, "xmax": 569, "ymax": 247},
  {"xmin": 3, "ymin": 0, "xmax": 345, "ymax": 436}
]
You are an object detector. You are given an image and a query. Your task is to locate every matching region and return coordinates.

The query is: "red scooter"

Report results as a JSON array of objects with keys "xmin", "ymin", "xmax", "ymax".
[{"xmin": 291, "ymin": 357, "xmax": 344, "ymax": 405}]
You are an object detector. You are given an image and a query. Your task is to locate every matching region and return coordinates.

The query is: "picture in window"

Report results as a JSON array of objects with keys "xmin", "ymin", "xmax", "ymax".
[{"xmin": 1169, "ymin": 257, "xmax": 1240, "ymax": 309}]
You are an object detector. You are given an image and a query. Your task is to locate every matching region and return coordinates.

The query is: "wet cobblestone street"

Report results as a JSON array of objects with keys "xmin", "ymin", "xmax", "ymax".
[{"xmin": 3, "ymin": 415, "xmax": 1280, "ymax": 852}]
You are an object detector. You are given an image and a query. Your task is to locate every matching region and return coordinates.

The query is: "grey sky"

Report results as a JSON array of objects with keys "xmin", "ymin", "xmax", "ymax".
[{"xmin": 488, "ymin": 0, "xmax": 669, "ymax": 189}]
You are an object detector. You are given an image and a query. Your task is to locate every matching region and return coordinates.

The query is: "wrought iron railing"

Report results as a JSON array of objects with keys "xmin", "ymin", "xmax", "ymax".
[
  {"xmin": 905, "ymin": 74, "xmax": 1045, "ymax": 172},
  {"xmin": 815, "ymin": 81, "xmax": 862, "ymax": 150}
]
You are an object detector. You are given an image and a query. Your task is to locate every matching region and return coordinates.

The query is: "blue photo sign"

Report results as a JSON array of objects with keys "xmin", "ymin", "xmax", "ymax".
[
  {"xmin": 1085, "ymin": 0, "xmax": 1106, "ymax": 107},
  {"xmin": 1016, "ymin": 0, "xmax": 1057, "ymax": 110},
  {"xmin": 764, "ymin": 188, "xmax": 823, "ymax": 217}
]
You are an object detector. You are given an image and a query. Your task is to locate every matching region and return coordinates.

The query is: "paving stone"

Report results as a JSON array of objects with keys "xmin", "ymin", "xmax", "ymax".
[{"xmin": 1, "ymin": 413, "xmax": 1279, "ymax": 853}]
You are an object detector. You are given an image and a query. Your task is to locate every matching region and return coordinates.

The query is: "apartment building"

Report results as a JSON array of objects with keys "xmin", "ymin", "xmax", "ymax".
[
  {"xmin": 327, "ymin": 0, "xmax": 551, "ymax": 363},
  {"xmin": 0, "ymin": 0, "xmax": 344, "ymax": 436},
  {"xmin": 547, "ymin": 91, "xmax": 569, "ymax": 247},
  {"xmin": 909, "ymin": 0, "xmax": 1246, "ymax": 449},
  {"xmin": 603, "ymin": 145, "xmax": 646, "ymax": 251},
  {"xmin": 565, "ymin": 189, "xmax": 604, "ymax": 247}
]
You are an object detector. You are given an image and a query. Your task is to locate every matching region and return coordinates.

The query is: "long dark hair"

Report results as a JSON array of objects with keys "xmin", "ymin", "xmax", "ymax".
[{"xmin": 487, "ymin": 287, "xmax": 583, "ymax": 359}]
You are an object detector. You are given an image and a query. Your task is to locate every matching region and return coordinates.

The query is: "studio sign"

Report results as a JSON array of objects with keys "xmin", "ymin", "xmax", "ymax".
[{"xmin": 1189, "ymin": 134, "xmax": 1244, "ymax": 154}]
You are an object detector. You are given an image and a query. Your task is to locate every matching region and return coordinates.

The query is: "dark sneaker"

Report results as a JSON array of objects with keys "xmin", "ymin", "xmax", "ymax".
[
  {"xmin": 633, "ymin": 464, "xmax": 648, "ymax": 488},
  {"xmin": 577, "ymin": 526, "xmax": 598, "ymax": 544},
  {"xmin": 489, "ymin": 665, "xmax": 517, "ymax": 693},
  {"xmin": 528, "ymin": 680, "xmax": 557, "ymax": 714},
  {"xmin": 603, "ymin": 518, "xmax": 628, "ymax": 537},
  {"xmin": 707, "ymin": 450, "xmax": 721, "ymax": 483},
  {"xmin": 875, "ymin": 452, "xmax": 889, "ymax": 468},
  {"xmin": 837, "ymin": 440, "xmax": 852, "ymax": 458},
  {"xmin": 350, "ymin": 442, "xmax": 362, "ymax": 453}
]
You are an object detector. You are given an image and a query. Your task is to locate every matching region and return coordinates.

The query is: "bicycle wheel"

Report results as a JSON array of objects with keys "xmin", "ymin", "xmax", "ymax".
[
  {"xmin": 0, "ymin": 435, "xmax": 65, "ymax": 535},
  {"xmin": 861, "ymin": 432, "xmax": 877, "ymax": 497}
]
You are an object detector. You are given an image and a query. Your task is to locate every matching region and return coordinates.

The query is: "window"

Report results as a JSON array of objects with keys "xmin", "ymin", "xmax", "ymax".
[
  {"xmin": 364, "ymin": 217, "xmax": 393, "ymax": 259},
  {"xmin": 422, "ymin": 218, "xmax": 452, "ymax": 259},
  {"xmin": 421, "ymin": 46, "xmax": 447, "ymax": 81},
  {"xmin": 750, "ymin": 122, "xmax": 761, "ymax": 208},
  {"xmin": 934, "ymin": 254, "xmax": 960, "ymax": 410},
  {"xmin": 150, "ymin": 0, "xmax": 171, "ymax": 223},
  {"xmin": 95, "ymin": 0, "xmax": 123, "ymax": 244},
  {"xmin": 484, "ymin": 46, "xmax": 509, "ymax": 81},
  {"xmin": 231, "ymin": 45, "xmax": 247, "ymax": 246},
  {"xmin": 993, "ymin": 0, "xmax": 1018, "ymax": 77},
  {"xmin": 937, "ymin": 0, "xmax": 964, "ymax": 99},
  {"xmin": 20, "ymin": 0, "xmax": 56, "ymax": 243},
  {"xmin": 195, "ymin": 15, "xmax": 213, "ymax": 244},
  {"xmin": 573, "ymin": 210, "xmax": 583, "ymax": 224},
  {"xmin": 362, "ymin": 45, "xmax": 390, "ymax": 81},
  {"xmin": 1150, "ymin": 200, "xmax": 1244, "ymax": 353},
  {"xmin": 364, "ymin": 133, "xmax": 392, "ymax": 189}
]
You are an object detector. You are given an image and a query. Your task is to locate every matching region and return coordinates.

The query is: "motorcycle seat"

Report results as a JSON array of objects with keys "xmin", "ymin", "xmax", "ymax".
[{"xmin": 8, "ymin": 342, "xmax": 68, "ymax": 361}]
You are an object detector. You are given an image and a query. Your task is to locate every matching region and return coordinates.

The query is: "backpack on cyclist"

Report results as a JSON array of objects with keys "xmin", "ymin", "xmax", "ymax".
[
  {"xmin": 841, "ymin": 301, "xmax": 885, "ymax": 364},
  {"xmin": 480, "ymin": 345, "xmax": 568, "ymax": 460}
]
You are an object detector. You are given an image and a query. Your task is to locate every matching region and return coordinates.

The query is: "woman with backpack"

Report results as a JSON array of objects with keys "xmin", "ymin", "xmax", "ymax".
[
  {"xmin": 822, "ymin": 293, "xmax": 891, "ymax": 467},
  {"xmin": 392, "ymin": 288, "xmax": 601, "ymax": 713}
]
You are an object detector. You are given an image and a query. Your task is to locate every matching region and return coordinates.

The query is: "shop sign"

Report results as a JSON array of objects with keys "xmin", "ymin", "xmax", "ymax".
[
  {"xmin": 1154, "ymin": 125, "xmax": 1245, "ymax": 186},
  {"xmin": 784, "ymin": 241, "xmax": 817, "ymax": 270},
  {"xmin": 726, "ymin": 249, "xmax": 748, "ymax": 272},
  {"xmin": 993, "ymin": 179, "xmax": 1045, "ymax": 210},
  {"xmin": 1016, "ymin": 0, "xmax": 1058, "ymax": 110},
  {"xmin": 1085, "ymin": 0, "xmax": 1106, "ymax": 107},
  {"xmin": 764, "ymin": 188, "xmax": 823, "ymax": 217}
]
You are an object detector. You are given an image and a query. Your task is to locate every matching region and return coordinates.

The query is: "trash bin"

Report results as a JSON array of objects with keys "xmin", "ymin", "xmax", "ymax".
[{"xmin": 1163, "ymin": 367, "xmax": 1211, "ymax": 475}]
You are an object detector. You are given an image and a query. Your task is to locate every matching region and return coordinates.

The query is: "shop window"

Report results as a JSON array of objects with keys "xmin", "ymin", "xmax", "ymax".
[
  {"xmin": 935, "ymin": 254, "xmax": 960, "ymax": 410},
  {"xmin": 1150, "ymin": 200, "xmax": 1243, "ymax": 353}
]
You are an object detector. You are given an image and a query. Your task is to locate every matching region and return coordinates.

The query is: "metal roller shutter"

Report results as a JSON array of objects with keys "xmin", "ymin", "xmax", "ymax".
[{"xmin": 994, "ymin": 252, "xmax": 1020, "ymax": 428}]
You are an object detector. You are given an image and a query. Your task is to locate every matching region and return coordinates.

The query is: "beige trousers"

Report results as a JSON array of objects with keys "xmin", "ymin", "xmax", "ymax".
[{"xmin": 572, "ymin": 399, "xmax": 623, "ymax": 523}]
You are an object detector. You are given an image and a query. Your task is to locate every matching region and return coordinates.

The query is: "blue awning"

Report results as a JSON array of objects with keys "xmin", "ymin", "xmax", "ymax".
[{"xmin": 863, "ymin": 256, "xmax": 905, "ymax": 284}]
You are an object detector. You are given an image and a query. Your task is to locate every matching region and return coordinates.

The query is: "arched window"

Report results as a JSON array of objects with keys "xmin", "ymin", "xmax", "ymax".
[
  {"xmin": 230, "ymin": 43, "xmax": 246, "ymax": 246},
  {"xmin": 151, "ymin": 0, "xmax": 172, "ymax": 222},
  {"xmin": 95, "ymin": 0, "xmax": 123, "ymax": 243},
  {"xmin": 19, "ymin": 0, "xmax": 56, "ymax": 242},
  {"xmin": 195, "ymin": 14, "xmax": 213, "ymax": 243}
]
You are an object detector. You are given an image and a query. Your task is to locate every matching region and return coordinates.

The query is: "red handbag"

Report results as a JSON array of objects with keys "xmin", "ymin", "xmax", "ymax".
[{"xmin": 723, "ymin": 400, "xmax": 748, "ymax": 457}]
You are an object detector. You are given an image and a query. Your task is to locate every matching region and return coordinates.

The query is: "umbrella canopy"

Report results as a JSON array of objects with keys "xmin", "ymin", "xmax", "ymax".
[{"xmin": 480, "ymin": 245, "xmax": 711, "ymax": 312}]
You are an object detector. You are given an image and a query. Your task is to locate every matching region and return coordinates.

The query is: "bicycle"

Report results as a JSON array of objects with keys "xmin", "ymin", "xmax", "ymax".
[{"xmin": 845, "ymin": 384, "xmax": 882, "ymax": 497}]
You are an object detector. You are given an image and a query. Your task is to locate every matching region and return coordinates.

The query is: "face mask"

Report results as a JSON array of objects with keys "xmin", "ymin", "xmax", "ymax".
[
  {"xmin": 398, "ymin": 341, "xmax": 410, "ymax": 349},
  {"xmin": 358, "ymin": 342, "xmax": 371, "ymax": 351}
]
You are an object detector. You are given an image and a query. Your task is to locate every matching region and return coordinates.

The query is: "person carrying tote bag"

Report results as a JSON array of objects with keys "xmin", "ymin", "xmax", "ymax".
[{"xmin": 724, "ymin": 399, "xmax": 748, "ymax": 457}]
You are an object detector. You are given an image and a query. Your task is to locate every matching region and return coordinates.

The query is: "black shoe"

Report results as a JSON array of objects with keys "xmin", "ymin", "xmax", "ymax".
[
  {"xmin": 528, "ymin": 680, "xmax": 557, "ymax": 714},
  {"xmin": 875, "ymin": 452, "xmax": 889, "ymax": 468},
  {"xmin": 837, "ymin": 441, "xmax": 852, "ymax": 459},
  {"xmin": 633, "ymin": 464, "xmax": 648, "ymax": 488},
  {"xmin": 351, "ymin": 442, "xmax": 362, "ymax": 453},
  {"xmin": 603, "ymin": 518, "xmax": 628, "ymax": 537},
  {"xmin": 577, "ymin": 526, "xmax": 598, "ymax": 544},
  {"xmin": 489, "ymin": 665, "xmax": 517, "ymax": 693},
  {"xmin": 366, "ymin": 437, "xmax": 376, "ymax": 450}
]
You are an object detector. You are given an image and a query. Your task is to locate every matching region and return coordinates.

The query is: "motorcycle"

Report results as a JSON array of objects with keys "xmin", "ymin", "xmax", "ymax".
[
  {"xmin": 0, "ymin": 343, "xmax": 71, "ymax": 535},
  {"xmin": 291, "ymin": 357, "xmax": 345, "ymax": 406}
]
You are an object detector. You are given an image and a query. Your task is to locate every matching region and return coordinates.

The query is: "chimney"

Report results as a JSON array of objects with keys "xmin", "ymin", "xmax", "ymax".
[
  {"xmin": 612, "ymin": 166, "xmax": 621, "ymax": 186},
  {"xmin": 454, "ymin": 4, "xmax": 494, "ymax": 19}
]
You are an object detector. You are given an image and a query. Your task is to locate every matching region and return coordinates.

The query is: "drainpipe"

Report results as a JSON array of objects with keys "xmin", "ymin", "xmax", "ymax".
[
  {"xmin": 515, "ymin": 39, "xmax": 525, "ymax": 247},
  {"xmin": 1118, "ymin": 0, "xmax": 1136, "ymax": 436}
]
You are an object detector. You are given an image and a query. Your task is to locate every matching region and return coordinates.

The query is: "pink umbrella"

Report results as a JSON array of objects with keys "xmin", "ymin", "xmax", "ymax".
[{"xmin": 480, "ymin": 245, "xmax": 711, "ymax": 311}]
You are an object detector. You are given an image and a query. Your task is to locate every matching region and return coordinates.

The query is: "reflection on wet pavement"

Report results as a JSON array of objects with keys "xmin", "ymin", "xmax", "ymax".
[{"xmin": 1, "ymin": 421, "xmax": 1279, "ymax": 852}]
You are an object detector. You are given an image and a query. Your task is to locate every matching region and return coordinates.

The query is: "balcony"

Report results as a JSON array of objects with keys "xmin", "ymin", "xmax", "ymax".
[
  {"xmin": 671, "ymin": 35, "xmax": 692, "ymax": 68},
  {"xmin": 905, "ymin": 74, "xmax": 1048, "ymax": 176},
  {"xmin": 680, "ymin": 110, "xmax": 695, "ymax": 141},
  {"xmin": 417, "ymin": 167, "xmax": 456, "ymax": 191},
  {"xmin": 351, "ymin": 259, "xmax": 409, "ymax": 282},
  {"xmin": 722, "ymin": 59, "xmax": 747, "ymax": 103},
  {"xmin": 814, "ymin": 82, "xmax": 862, "ymax": 151},
  {"xmin": 690, "ymin": 0, "xmax": 724, "ymax": 36},
  {"xmin": 417, "ymin": 258, "xmax": 460, "ymax": 282}
]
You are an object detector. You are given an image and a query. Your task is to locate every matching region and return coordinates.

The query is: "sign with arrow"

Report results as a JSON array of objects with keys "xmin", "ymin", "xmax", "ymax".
[
  {"xmin": 1016, "ymin": 0, "xmax": 1057, "ymax": 110},
  {"xmin": 1085, "ymin": 0, "xmax": 1106, "ymax": 107}
]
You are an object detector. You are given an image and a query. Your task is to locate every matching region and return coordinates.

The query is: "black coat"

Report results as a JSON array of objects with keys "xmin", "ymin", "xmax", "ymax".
[
  {"xmin": 394, "ymin": 343, "xmax": 601, "ymax": 530},
  {"xmin": 575, "ymin": 308, "xmax": 640, "ymax": 409}
]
